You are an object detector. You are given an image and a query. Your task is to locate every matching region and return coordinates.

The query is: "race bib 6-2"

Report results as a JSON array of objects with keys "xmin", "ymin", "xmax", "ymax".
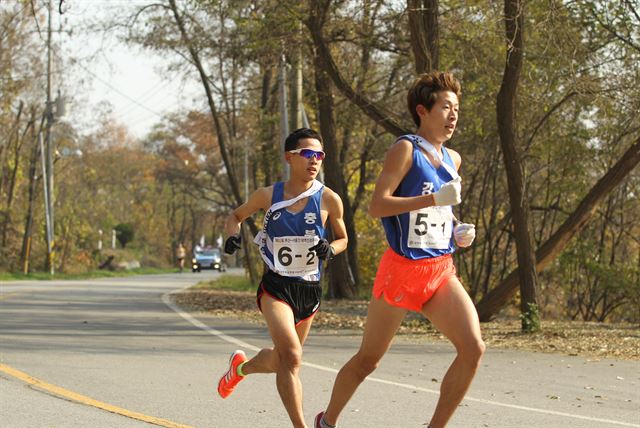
[
  {"xmin": 273, "ymin": 236, "xmax": 319, "ymax": 277},
  {"xmin": 407, "ymin": 207, "xmax": 453, "ymax": 249}
]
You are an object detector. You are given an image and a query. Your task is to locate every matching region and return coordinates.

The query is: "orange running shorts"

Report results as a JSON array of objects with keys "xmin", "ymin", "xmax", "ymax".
[{"xmin": 373, "ymin": 247, "xmax": 457, "ymax": 312}]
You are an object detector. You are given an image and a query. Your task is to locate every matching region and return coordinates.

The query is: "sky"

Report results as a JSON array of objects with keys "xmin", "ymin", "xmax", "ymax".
[{"xmin": 56, "ymin": 0, "xmax": 200, "ymax": 139}]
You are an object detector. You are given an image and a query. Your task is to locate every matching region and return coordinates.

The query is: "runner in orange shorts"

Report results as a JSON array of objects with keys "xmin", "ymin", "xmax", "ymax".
[{"xmin": 315, "ymin": 71, "xmax": 484, "ymax": 428}]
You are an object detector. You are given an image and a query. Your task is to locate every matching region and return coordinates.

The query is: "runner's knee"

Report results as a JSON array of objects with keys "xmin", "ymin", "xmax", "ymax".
[
  {"xmin": 352, "ymin": 353, "xmax": 380, "ymax": 379},
  {"xmin": 278, "ymin": 347, "xmax": 303, "ymax": 371},
  {"xmin": 458, "ymin": 338, "xmax": 485, "ymax": 367}
]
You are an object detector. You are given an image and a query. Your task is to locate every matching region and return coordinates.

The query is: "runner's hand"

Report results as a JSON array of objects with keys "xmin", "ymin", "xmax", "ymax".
[
  {"xmin": 454, "ymin": 222, "xmax": 476, "ymax": 247},
  {"xmin": 309, "ymin": 239, "xmax": 334, "ymax": 260},
  {"xmin": 224, "ymin": 234, "xmax": 242, "ymax": 255},
  {"xmin": 433, "ymin": 177, "xmax": 462, "ymax": 206}
]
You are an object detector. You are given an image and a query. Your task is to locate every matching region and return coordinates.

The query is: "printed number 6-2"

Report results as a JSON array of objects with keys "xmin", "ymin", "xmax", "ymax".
[
  {"xmin": 306, "ymin": 251, "xmax": 315, "ymax": 265},
  {"xmin": 278, "ymin": 246, "xmax": 292, "ymax": 266}
]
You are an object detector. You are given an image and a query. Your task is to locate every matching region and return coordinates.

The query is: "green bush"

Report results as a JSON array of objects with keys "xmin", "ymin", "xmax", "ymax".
[
  {"xmin": 521, "ymin": 302, "xmax": 541, "ymax": 333},
  {"xmin": 114, "ymin": 223, "xmax": 135, "ymax": 248}
]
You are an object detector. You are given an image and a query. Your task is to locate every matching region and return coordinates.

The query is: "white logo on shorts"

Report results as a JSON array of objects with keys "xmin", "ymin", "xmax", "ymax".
[
  {"xmin": 272, "ymin": 212, "xmax": 282, "ymax": 221},
  {"xmin": 394, "ymin": 292, "xmax": 404, "ymax": 302}
]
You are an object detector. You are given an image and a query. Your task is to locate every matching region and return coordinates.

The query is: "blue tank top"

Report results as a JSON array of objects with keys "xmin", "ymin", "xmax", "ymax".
[
  {"xmin": 263, "ymin": 182, "xmax": 326, "ymax": 281},
  {"xmin": 381, "ymin": 135, "xmax": 457, "ymax": 259}
]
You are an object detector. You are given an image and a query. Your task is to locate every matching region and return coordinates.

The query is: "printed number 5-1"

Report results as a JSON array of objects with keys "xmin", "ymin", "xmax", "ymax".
[{"xmin": 414, "ymin": 213, "xmax": 429, "ymax": 236}]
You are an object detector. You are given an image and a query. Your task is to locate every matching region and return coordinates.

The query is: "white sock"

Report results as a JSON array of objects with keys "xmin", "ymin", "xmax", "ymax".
[{"xmin": 320, "ymin": 416, "xmax": 335, "ymax": 428}]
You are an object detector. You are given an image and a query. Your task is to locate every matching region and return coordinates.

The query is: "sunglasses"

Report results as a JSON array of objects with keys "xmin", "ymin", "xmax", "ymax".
[{"xmin": 288, "ymin": 148, "xmax": 326, "ymax": 161}]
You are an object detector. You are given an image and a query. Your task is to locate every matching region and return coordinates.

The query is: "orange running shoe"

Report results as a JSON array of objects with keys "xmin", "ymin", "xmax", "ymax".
[{"xmin": 217, "ymin": 350, "xmax": 248, "ymax": 399}]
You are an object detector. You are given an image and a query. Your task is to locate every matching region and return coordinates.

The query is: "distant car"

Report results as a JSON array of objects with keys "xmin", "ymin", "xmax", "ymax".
[{"xmin": 192, "ymin": 248, "xmax": 226, "ymax": 272}]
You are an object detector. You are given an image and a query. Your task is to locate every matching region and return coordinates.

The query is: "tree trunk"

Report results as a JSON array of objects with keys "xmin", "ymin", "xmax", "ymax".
[
  {"xmin": 168, "ymin": 0, "xmax": 256, "ymax": 237},
  {"xmin": 168, "ymin": 0, "xmax": 259, "ymax": 283},
  {"xmin": 309, "ymin": 1, "xmax": 357, "ymax": 298},
  {"xmin": 259, "ymin": 64, "xmax": 276, "ymax": 186},
  {"xmin": 407, "ymin": 0, "xmax": 439, "ymax": 73},
  {"xmin": 1, "ymin": 101, "xmax": 25, "ymax": 249},
  {"xmin": 495, "ymin": 0, "xmax": 540, "ymax": 331},
  {"xmin": 304, "ymin": 1, "xmax": 409, "ymax": 137},
  {"xmin": 313, "ymin": 42, "xmax": 357, "ymax": 299},
  {"xmin": 305, "ymin": 0, "xmax": 443, "ymax": 137},
  {"xmin": 476, "ymin": 137, "xmax": 640, "ymax": 321}
]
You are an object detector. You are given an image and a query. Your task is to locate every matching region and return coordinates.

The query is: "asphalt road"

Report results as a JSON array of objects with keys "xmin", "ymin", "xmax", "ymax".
[{"xmin": 0, "ymin": 271, "xmax": 638, "ymax": 428}]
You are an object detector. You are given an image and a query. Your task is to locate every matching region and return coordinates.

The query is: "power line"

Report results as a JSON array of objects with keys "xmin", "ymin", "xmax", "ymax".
[
  {"xmin": 73, "ymin": 59, "xmax": 167, "ymax": 120},
  {"xmin": 114, "ymin": 78, "xmax": 173, "ymax": 118},
  {"xmin": 72, "ymin": 59, "xmax": 214, "ymax": 138}
]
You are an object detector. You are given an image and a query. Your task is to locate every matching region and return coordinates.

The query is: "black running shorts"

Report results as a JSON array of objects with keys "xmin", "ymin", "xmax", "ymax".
[{"xmin": 256, "ymin": 270, "xmax": 322, "ymax": 325}]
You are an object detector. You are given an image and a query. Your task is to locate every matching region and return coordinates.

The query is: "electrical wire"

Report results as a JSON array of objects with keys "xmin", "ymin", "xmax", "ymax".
[{"xmin": 73, "ymin": 59, "xmax": 166, "ymax": 120}]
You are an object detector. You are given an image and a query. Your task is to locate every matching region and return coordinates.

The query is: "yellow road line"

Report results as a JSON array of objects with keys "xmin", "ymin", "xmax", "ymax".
[
  {"xmin": 0, "ymin": 363, "xmax": 193, "ymax": 428},
  {"xmin": 0, "ymin": 289, "xmax": 61, "ymax": 301},
  {"xmin": 0, "ymin": 292, "xmax": 19, "ymax": 301}
]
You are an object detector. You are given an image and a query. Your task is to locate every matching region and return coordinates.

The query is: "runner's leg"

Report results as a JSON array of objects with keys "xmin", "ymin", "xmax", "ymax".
[
  {"xmin": 322, "ymin": 295, "xmax": 407, "ymax": 426},
  {"xmin": 420, "ymin": 277, "xmax": 485, "ymax": 428},
  {"xmin": 242, "ymin": 311, "xmax": 315, "ymax": 375},
  {"xmin": 259, "ymin": 293, "xmax": 309, "ymax": 428}
]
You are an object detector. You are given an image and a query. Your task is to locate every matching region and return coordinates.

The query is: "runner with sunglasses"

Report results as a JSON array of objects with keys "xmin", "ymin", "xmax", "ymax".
[
  {"xmin": 217, "ymin": 128, "xmax": 348, "ymax": 428},
  {"xmin": 315, "ymin": 72, "xmax": 484, "ymax": 428}
]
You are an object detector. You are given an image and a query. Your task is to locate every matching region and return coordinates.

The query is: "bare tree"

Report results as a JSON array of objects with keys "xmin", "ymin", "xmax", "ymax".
[
  {"xmin": 496, "ymin": 0, "xmax": 540, "ymax": 331},
  {"xmin": 476, "ymin": 137, "xmax": 640, "ymax": 321},
  {"xmin": 307, "ymin": 0, "xmax": 357, "ymax": 297},
  {"xmin": 408, "ymin": 0, "xmax": 439, "ymax": 73}
]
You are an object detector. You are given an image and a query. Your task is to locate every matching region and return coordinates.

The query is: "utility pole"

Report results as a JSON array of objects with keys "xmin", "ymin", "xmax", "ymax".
[
  {"xmin": 44, "ymin": 0, "xmax": 55, "ymax": 274},
  {"xmin": 39, "ymin": 131, "xmax": 52, "ymax": 271},
  {"xmin": 278, "ymin": 53, "xmax": 289, "ymax": 180},
  {"xmin": 244, "ymin": 138, "xmax": 249, "ymax": 201},
  {"xmin": 295, "ymin": 34, "xmax": 303, "ymax": 129},
  {"xmin": 292, "ymin": 38, "xmax": 319, "ymax": 182},
  {"xmin": 21, "ymin": 116, "xmax": 39, "ymax": 274}
]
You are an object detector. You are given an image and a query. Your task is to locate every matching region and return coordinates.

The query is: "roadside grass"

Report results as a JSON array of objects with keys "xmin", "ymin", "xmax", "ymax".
[
  {"xmin": 192, "ymin": 274, "xmax": 254, "ymax": 292},
  {"xmin": 0, "ymin": 267, "xmax": 177, "ymax": 281},
  {"xmin": 190, "ymin": 272, "xmax": 376, "ymax": 298}
]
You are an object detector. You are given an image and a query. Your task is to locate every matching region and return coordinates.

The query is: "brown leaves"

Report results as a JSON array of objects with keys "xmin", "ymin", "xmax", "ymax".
[{"xmin": 172, "ymin": 290, "xmax": 640, "ymax": 361}]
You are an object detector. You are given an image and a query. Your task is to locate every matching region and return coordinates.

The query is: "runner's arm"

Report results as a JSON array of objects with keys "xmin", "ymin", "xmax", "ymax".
[
  {"xmin": 224, "ymin": 186, "xmax": 272, "ymax": 236},
  {"xmin": 369, "ymin": 140, "xmax": 438, "ymax": 218},
  {"xmin": 324, "ymin": 188, "xmax": 348, "ymax": 256}
]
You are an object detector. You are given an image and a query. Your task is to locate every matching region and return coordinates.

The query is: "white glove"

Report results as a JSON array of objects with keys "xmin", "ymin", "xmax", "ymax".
[
  {"xmin": 433, "ymin": 177, "xmax": 462, "ymax": 206},
  {"xmin": 454, "ymin": 222, "xmax": 476, "ymax": 247}
]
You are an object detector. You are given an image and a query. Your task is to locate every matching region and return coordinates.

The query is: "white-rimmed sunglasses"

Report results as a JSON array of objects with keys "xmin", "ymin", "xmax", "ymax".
[{"xmin": 288, "ymin": 148, "xmax": 326, "ymax": 161}]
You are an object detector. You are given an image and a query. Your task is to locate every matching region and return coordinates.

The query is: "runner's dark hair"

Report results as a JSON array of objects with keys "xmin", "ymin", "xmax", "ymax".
[{"xmin": 284, "ymin": 128, "xmax": 323, "ymax": 151}]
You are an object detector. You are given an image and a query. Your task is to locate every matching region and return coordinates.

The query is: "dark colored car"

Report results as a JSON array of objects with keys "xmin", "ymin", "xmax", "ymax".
[{"xmin": 192, "ymin": 248, "xmax": 226, "ymax": 272}]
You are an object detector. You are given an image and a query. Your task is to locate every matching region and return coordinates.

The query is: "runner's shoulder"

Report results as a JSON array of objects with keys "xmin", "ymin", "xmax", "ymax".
[
  {"xmin": 445, "ymin": 147, "xmax": 462, "ymax": 170},
  {"xmin": 387, "ymin": 138, "xmax": 414, "ymax": 159},
  {"xmin": 321, "ymin": 186, "xmax": 344, "ymax": 210},
  {"xmin": 251, "ymin": 185, "xmax": 275, "ymax": 210},
  {"xmin": 393, "ymin": 138, "xmax": 414, "ymax": 151},
  {"xmin": 381, "ymin": 139, "xmax": 414, "ymax": 176}
]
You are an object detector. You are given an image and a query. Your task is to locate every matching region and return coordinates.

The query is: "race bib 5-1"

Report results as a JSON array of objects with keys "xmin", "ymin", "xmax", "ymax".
[{"xmin": 407, "ymin": 207, "xmax": 453, "ymax": 249}]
